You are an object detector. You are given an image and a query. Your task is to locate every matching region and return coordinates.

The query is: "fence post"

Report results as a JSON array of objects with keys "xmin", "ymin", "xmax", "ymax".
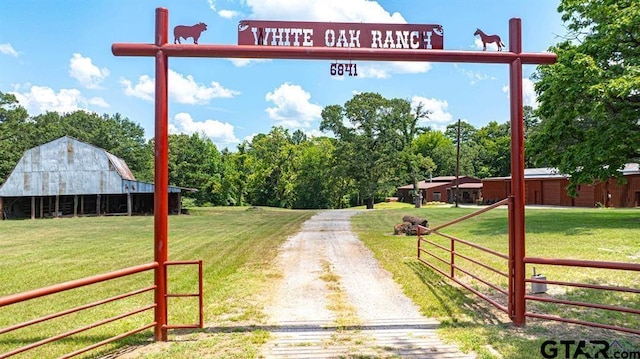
[
  {"xmin": 450, "ymin": 237, "xmax": 455, "ymax": 278},
  {"xmin": 417, "ymin": 226, "xmax": 421, "ymax": 259},
  {"xmin": 508, "ymin": 17, "xmax": 526, "ymax": 327},
  {"xmin": 154, "ymin": 7, "xmax": 169, "ymax": 342}
]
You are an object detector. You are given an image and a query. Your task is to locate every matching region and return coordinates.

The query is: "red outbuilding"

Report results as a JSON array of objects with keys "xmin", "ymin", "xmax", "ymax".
[
  {"xmin": 482, "ymin": 164, "xmax": 640, "ymax": 207},
  {"xmin": 397, "ymin": 176, "xmax": 482, "ymax": 204}
]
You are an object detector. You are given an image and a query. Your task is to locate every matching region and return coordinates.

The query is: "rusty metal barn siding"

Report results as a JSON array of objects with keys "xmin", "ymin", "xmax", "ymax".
[{"xmin": 0, "ymin": 137, "xmax": 125, "ymax": 196}]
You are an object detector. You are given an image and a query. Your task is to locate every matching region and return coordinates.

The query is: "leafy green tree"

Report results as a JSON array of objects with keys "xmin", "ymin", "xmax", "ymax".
[
  {"xmin": 0, "ymin": 93, "xmax": 30, "ymax": 185},
  {"xmin": 387, "ymin": 99, "xmax": 435, "ymax": 207},
  {"xmin": 167, "ymin": 133, "xmax": 222, "ymax": 205},
  {"xmin": 321, "ymin": 92, "xmax": 409, "ymax": 209},
  {"xmin": 245, "ymin": 127, "xmax": 297, "ymax": 208},
  {"xmin": 473, "ymin": 121, "xmax": 511, "ymax": 178},
  {"xmin": 218, "ymin": 147, "xmax": 244, "ymax": 206},
  {"xmin": 523, "ymin": 105, "xmax": 541, "ymax": 168},
  {"xmin": 532, "ymin": 0, "xmax": 640, "ymax": 191},
  {"xmin": 292, "ymin": 137, "xmax": 337, "ymax": 209},
  {"xmin": 442, "ymin": 121, "xmax": 479, "ymax": 177},
  {"xmin": 414, "ymin": 130, "xmax": 453, "ymax": 177},
  {"xmin": 445, "ymin": 120, "xmax": 477, "ymax": 145},
  {"xmin": 0, "ymin": 93, "xmax": 152, "ymax": 184},
  {"xmin": 26, "ymin": 110, "xmax": 153, "ymax": 180}
]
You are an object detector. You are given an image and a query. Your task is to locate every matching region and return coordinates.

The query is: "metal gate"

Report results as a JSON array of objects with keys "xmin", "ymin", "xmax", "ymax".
[
  {"xmin": 0, "ymin": 261, "xmax": 203, "ymax": 358},
  {"xmin": 417, "ymin": 200, "xmax": 640, "ymax": 335}
]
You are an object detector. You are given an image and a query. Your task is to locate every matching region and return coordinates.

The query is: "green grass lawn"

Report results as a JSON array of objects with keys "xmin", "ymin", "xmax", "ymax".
[
  {"xmin": 351, "ymin": 206, "xmax": 640, "ymax": 359},
  {"xmin": 1, "ymin": 205, "xmax": 638, "ymax": 359},
  {"xmin": 0, "ymin": 207, "xmax": 316, "ymax": 358}
]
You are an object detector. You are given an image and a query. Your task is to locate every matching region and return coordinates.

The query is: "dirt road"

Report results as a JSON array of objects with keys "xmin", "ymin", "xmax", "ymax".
[{"xmin": 261, "ymin": 210, "xmax": 474, "ymax": 358}]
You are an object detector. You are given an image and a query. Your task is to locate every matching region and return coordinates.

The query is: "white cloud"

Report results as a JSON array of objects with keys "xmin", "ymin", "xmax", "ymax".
[
  {"xmin": 121, "ymin": 75, "xmax": 154, "ymax": 101},
  {"xmin": 170, "ymin": 112, "xmax": 239, "ymax": 144},
  {"xmin": 502, "ymin": 78, "xmax": 538, "ymax": 108},
  {"xmin": 120, "ymin": 69, "xmax": 239, "ymax": 104},
  {"xmin": 265, "ymin": 83, "xmax": 322, "ymax": 128},
  {"xmin": 218, "ymin": 9, "xmax": 241, "ymax": 19},
  {"xmin": 11, "ymin": 85, "xmax": 109, "ymax": 115},
  {"xmin": 228, "ymin": 58, "xmax": 271, "ymax": 67},
  {"xmin": 88, "ymin": 97, "xmax": 110, "ymax": 108},
  {"xmin": 170, "ymin": 70, "xmax": 240, "ymax": 103},
  {"xmin": 303, "ymin": 129, "xmax": 325, "ymax": 138},
  {"xmin": 69, "ymin": 53, "xmax": 110, "ymax": 89},
  {"xmin": 454, "ymin": 64, "xmax": 496, "ymax": 85},
  {"xmin": 207, "ymin": 0, "xmax": 216, "ymax": 11},
  {"xmin": 522, "ymin": 78, "xmax": 538, "ymax": 108},
  {"xmin": 358, "ymin": 61, "xmax": 432, "ymax": 79},
  {"xmin": 411, "ymin": 96, "xmax": 453, "ymax": 125},
  {"xmin": 0, "ymin": 43, "xmax": 18, "ymax": 57},
  {"xmin": 244, "ymin": 0, "xmax": 405, "ymax": 23},
  {"xmin": 243, "ymin": 133, "xmax": 258, "ymax": 143}
]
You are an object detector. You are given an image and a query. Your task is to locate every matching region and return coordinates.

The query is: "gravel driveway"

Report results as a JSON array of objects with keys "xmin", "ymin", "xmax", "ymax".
[{"xmin": 261, "ymin": 210, "xmax": 474, "ymax": 358}]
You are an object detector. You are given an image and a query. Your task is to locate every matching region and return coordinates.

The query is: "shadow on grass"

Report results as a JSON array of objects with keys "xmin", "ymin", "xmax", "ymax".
[
  {"xmin": 407, "ymin": 260, "xmax": 640, "ymax": 343},
  {"xmin": 528, "ymin": 278, "xmax": 640, "ymax": 332},
  {"xmin": 405, "ymin": 261, "xmax": 506, "ymax": 326},
  {"xmin": 0, "ymin": 332, "xmax": 152, "ymax": 359}
]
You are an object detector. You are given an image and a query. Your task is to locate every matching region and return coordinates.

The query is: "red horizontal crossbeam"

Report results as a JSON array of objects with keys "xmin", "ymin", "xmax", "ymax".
[
  {"xmin": 112, "ymin": 43, "xmax": 557, "ymax": 64},
  {"xmin": 0, "ymin": 262, "xmax": 158, "ymax": 308},
  {"xmin": 525, "ymin": 257, "xmax": 640, "ymax": 271}
]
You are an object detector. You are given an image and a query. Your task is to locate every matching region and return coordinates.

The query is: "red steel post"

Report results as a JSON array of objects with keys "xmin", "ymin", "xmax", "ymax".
[
  {"xmin": 508, "ymin": 18, "xmax": 526, "ymax": 326},
  {"xmin": 507, "ymin": 195, "xmax": 515, "ymax": 319},
  {"xmin": 154, "ymin": 7, "xmax": 169, "ymax": 342},
  {"xmin": 450, "ymin": 237, "xmax": 455, "ymax": 278}
]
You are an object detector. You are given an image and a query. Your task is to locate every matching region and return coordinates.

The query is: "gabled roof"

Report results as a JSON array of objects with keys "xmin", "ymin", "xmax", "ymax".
[
  {"xmin": 397, "ymin": 176, "xmax": 481, "ymax": 190},
  {"xmin": 398, "ymin": 181, "xmax": 450, "ymax": 190},
  {"xmin": 483, "ymin": 164, "xmax": 640, "ymax": 181},
  {"xmin": 622, "ymin": 163, "xmax": 640, "ymax": 175},
  {"xmin": 105, "ymin": 152, "xmax": 135, "ymax": 181}
]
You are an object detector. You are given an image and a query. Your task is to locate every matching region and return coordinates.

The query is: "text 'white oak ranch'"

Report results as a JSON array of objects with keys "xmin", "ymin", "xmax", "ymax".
[{"xmin": 238, "ymin": 20, "xmax": 444, "ymax": 50}]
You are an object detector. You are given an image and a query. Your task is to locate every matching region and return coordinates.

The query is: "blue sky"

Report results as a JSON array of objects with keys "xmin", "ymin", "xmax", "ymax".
[{"xmin": 0, "ymin": 0, "xmax": 566, "ymax": 150}]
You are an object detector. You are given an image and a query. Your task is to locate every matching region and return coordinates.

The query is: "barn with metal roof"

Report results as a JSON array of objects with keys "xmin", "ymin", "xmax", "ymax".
[
  {"xmin": 0, "ymin": 136, "xmax": 186, "ymax": 219},
  {"xmin": 482, "ymin": 165, "xmax": 640, "ymax": 207}
]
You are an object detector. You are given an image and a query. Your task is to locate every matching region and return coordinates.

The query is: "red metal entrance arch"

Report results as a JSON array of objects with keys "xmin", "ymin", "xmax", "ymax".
[{"xmin": 111, "ymin": 7, "xmax": 556, "ymax": 341}]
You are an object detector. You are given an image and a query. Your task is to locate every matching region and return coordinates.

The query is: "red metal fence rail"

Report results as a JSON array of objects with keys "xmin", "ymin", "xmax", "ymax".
[
  {"xmin": 0, "ymin": 261, "xmax": 204, "ymax": 358},
  {"xmin": 417, "ymin": 198, "xmax": 511, "ymax": 315},
  {"xmin": 417, "ymin": 205, "xmax": 640, "ymax": 335},
  {"xmin": 164, "ymin": 260, "xmax": 204, "ymax": 330},
  {"xmin": 523, "ymin": 257, "xmax": 640, "ymax": 335},
  {"xmin": 0, "ymin": 263, "xmax": 157, "ymax": 358}
]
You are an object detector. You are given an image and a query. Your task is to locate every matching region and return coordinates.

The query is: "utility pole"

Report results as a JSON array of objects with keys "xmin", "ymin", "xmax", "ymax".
[{"xmin": 455, "ymin": 119, "xmax": 461, "ymax": 208}]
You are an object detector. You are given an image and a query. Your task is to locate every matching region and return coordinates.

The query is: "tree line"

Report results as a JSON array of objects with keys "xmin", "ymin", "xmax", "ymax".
[
  {"xmin": 1, "ymin": 0, "xmax": 637, "ymax": 208},
  {"xmin": 0, "ymin": 90, "xmax": 539, "ymax": 209}
]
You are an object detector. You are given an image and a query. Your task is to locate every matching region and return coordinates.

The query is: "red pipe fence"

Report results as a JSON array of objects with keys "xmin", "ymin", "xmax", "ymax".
[
  {"xmin": 417, "ymin": 203, "xmax": 640, "ymax": 335},
  {"xmin": 0, "ymin": 261, "xmax": 203, "ymax": 358}
]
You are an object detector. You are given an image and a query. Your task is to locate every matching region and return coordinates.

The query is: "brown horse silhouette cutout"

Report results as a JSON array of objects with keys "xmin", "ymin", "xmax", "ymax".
[
  {"xmin": 474, "ymin": 28, "xmax": 505, "ymax": 51},
  {"xmin": 174, "ymin": 23, "xmax": 207, "ymax": 44}
]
